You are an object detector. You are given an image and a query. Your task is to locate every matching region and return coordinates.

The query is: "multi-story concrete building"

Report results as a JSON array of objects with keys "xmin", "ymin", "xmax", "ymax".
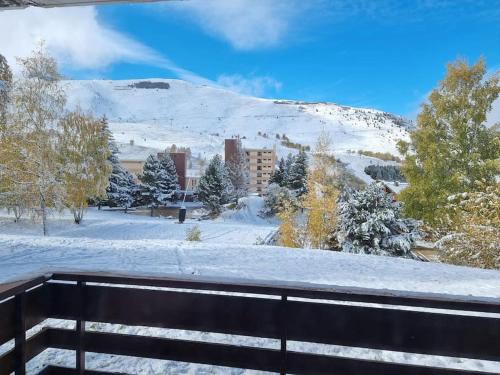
[
  {"xmin": 225, "ymin": 139, "xmax": 276, "ymax": 195},
  {"xmin": 245, "ymin": 147, "xmax": 276, "ymax": 195}
]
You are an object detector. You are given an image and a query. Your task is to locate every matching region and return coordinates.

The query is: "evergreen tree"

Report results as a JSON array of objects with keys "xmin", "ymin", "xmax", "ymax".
[
  {"xmin": 103, "ymin": 117, "xmax": 139, "ymax": 212},
  {"xmin": 261, "ymin": 183, "xmax": 298, "ymax": 217},
  {"xmin": 269, "ymin": 157, "xmax": 285, "ymax": 186},
  {"xmin": 282, "ymin": 153, "xmax": 294, "ymax": 187},
  {"xmin": 58, "ymin": 110, "xmax": 111, "ymax": 224},
  {"xmin": 337, "ymin": 182, "xmax": 418, "ymax": 257},
  {"xmin": 398, "ymin": 58, "xmax": 499, "ymax": 224},
  {"xmin": 288, "ymin": 150, "xmax": 308, "ymax": 196},
  {"xmin": 225, "ymin": 138, "xmax": 249, "ymax": 199},
  {"xmin": 197, "ymin": 154, "xmax": 233, "ymax": 215},
  {"xmin": 139, "ymin": 153, "xmax": 179, "ymax": 215}
]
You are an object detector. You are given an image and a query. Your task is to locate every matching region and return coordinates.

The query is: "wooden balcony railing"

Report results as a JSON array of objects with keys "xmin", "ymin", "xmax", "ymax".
[{"xmin": 0, "ymin": 271, "xmax": 499, "ymax": 375}]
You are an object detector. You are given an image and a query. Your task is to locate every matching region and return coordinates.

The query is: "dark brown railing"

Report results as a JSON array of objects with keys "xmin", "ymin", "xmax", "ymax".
[{"xmin": 0, "ymin": 271, "xmax": 499, "ymax": 375}]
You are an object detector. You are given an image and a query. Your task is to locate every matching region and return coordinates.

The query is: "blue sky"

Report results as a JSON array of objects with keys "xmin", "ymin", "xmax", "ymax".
[{"xmin": 1, "ymin": 0, "xmax": 499, "ymax": 118}]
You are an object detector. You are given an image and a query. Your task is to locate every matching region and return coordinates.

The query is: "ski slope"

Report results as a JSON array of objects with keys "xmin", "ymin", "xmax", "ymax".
[{"xmin": 63, "ymin": 79, "xmax": 412, "ymax": 164}]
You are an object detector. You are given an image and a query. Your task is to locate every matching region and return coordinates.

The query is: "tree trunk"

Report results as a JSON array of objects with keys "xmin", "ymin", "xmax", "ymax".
[
  {"xmin": 40, "ymin": 197, "xmax": 48, "ymax": 236},
  {"xmin": 150, "ymin": 206, "xmax": 154, "ymax": 217}
]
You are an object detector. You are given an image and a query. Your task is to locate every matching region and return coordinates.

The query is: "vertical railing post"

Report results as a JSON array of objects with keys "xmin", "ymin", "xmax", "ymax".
[
  {"xmin": 76, "ymin": 281, "xmax": 86, "ymax": 374},
  {"xmin": 280, "ymin": 294, "xmax": 288, "ymax": 375},
  {"xmin": 14, "ymin": 292, "xmax": 26, "ymax": 375}
]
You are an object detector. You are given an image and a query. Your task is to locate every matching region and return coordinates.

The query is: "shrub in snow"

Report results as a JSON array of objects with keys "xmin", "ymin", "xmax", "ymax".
[
  {"xmin": 337, "ymin": 182, "xmax": 418, "ymax": 257},
  {"xmin": 197, "ymin": 154, "xmax": 233, "ymax": 215},
  {"xmin": 185, "ymin": 225, "xmax": 201, "ymax": 241}
]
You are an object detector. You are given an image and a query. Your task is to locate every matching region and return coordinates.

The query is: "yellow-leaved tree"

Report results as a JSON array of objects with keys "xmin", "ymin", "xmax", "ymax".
[
  {"xmin": 301, "ymin": 131, "xmax": 339, "ymax": 249},
  {"xmin": 59, "ymin": 110, "xmax": 111, "ymax": 224},
  {"xmin": 277, "ymin": 201, "xmax": 301, "ymax": 248}
]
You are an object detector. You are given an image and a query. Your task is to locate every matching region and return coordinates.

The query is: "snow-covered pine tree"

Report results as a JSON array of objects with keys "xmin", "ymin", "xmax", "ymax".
[
  {"xmin": 261, "ymin": 183, "xmax": 298, "ymax": 217},
  {"xmin": 197, "ymin": 154, "xmax": 233, "ymax": 215},
  {"xmin": 336, "ymin": 182, "xmax": 418, "ymax": 257},
  {"xmin": 288, "ymin": 150, "xmax": 308, "ymax": 196},
  {"xmin": 225, "ymin": 138, "xmax": 249, "ymax": 200},
  {"xmin": 158, "ymin": 152, "xmax": 180, "ymax": 197},
  {"xmin": 282, "ymin": 153, "xmax": 295, "ymax": 187},
  {"xmin": 139, "ymin": 153, "xmax": 179, "ymax": 215},
  {"xmin": 269, "ymin": 157, "xmax": 286, "ymax": 186},
  {"xmin": 101, "ymin": 117, "xmax": 139, "ymax": 212}
]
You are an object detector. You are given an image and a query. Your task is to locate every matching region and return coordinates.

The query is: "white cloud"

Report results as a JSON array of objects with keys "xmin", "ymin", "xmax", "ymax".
[
  {"xmin": 171, "ymin": 0, "xmax": 310, "ymax": 50},
  {"xmin": 0, "ymin": 6, "xmax": 165, "ymax": 71},
  {"xmin": 216, "ymin": 74, "xmax": 282, "ymax": 97},
  {"xmin": 0, "ymin": 6, "xmax": 282, "ymax": 98}
]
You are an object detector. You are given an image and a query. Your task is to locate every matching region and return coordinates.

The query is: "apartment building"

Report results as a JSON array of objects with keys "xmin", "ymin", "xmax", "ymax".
[
  {"xmin": 225, "ymin": 139, "xmax": 276, "ymax": 195},
  {"xmin": 245, "ymin": 147, "xmax": 276, "ymax": 194}
]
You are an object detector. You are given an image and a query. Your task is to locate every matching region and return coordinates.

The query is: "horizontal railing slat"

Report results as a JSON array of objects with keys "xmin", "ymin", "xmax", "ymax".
[
  {"xmin": 286, "ymin": 351, "xmax": 496, "ymax": 375},
  {"xmin": 286, "ymin": 300, "xmax": 500, "ymax": 361},
  {"xmin": 50, "ymin": 271, "xmax": 500, "ymax": 313},
  {"xmin": 45, "ymin": 328, "xmax": 498, "ymax": 375},
  {"xmin": 48, "ymin": 283, "xmax": 282, "ymax": 339},
  {"xmin": 48, "ymin": 328, "xmax": 282, "ymax": 373},
  {"xmin": 39, "ymin": 366, "xmax": 129, "ymax": 375}
]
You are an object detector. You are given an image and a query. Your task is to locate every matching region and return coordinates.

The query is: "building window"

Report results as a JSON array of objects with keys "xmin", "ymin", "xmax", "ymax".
[{"xmin": 257, "ymin": 166, "xmax": 262, "ymax": 170}]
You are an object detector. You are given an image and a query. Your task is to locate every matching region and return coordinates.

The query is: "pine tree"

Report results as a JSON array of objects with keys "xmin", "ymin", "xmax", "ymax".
[
  {"xmin": 269, "ymin": 157, "xmax": 285, "ymax": 186},
  {"xmin": 398, "ymin": 58, "xmax": 499, "ymax": 224},
  {"xmin": 288, "ymin": 150, "xmax": 308, "ymax": 196},
  {"xmin": 58, "ymin": 110, "xmax": 111, "ymax": 224},
  {"xmin": 2, "ymin": 44, "xmax": 66, "ymax": 235},
  {"xmin": 261, "ymin": 183, "xmax": 298, "ymax": 217},
  {"xmin": 197, "ymin": 154, "xmax": 233, "ymax": 215},
  {"xmin": 337, "ymin": 183, "xmax": 418, "ymax": 257},
  {"xmin": 225, "ymin": 138, "xmax": 249, "ymax": 200},
  {"xmin": 100, "ymin": 116, "xmax": 138, "ymax": 212},
  {"xmin": 139, "ymin": 153, "xmax": 179, "ymax": 215},
  {"xmin": 282, "ymin": 153, "xmax": 295, "ymax": 187}
]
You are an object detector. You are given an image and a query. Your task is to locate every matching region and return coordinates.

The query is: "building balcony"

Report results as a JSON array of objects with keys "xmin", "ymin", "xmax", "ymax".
[{"xmin": 1, "ymin": 272, "xmax": 499, "ymax": 375}]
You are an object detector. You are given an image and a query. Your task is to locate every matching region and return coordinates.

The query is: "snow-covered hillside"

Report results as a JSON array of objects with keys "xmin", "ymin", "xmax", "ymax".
[{"xmin": 63, "ymin": 79, "xmax": 412, "ymax": 165}]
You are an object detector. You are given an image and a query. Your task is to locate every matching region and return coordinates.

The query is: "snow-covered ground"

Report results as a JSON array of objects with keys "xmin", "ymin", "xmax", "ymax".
[{"xmin": 1, "ymin": 197, "xmax": 499, "ymax": 374}]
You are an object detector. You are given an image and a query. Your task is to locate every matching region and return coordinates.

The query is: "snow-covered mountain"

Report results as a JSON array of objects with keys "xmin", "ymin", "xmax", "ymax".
[{"xmin": 63, "ymin": 78, "xmax": 412, "ymax": 173}]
